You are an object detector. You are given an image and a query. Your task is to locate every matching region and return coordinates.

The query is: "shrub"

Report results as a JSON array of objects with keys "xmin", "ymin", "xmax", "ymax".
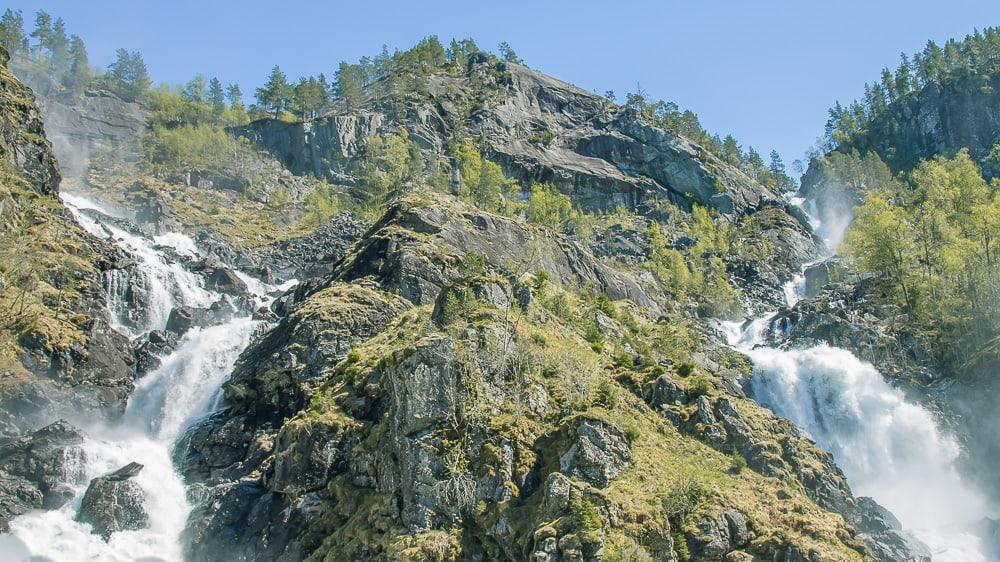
[
  {"xmin": 569, "ymin": 496, "xmax": 604, "ymax": 543},
  {"xmin": 729, "ymin": 451, "xmax": 748, "ymax": 473},
  {"xmin": 593, "ymin": 379, "xmax": 618, "ymax": 409},
  {"xmin": 624, "ymin": 424, "xmax": 641, "ymax": 443},
  {"xmin": 301, "ymin": 179, "xmax": 340, "ymax": 226},
  {"xmin": 686, "ymin": 374, "xmax": 713, "ymax": 399},
  {"xmin": 663, "ymin": 476, "xmax": 704, "ymax": 522}
]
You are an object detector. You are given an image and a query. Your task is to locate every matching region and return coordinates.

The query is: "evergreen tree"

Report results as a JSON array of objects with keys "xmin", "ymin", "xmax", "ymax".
[
  {"xmin": 184, "ymin": 74, "xmax": 206, "ymax": 102},
  {"xmin": 226, "ymin": 83, "xmax": 244, "ymax": 111},
  {"xmin": 292, "ymin": 76, "xmax": 326, "ymax": 119},
  {"xmin": 64, "ymin": 34, "xmax": 90, "ymax": 95},
  {"xmin": 334, "ymin": 61, "xmax": 364, "ymax": 110},
  {"xmin": 721, "ymin": 135, "xmax": 741, "ymax": 166},
  {"xmin": 29, "ymin": 10, "xmax": 51, "ymax": 55},
  {"xmin": 256, "ymin": 65, "xmax": 292, "ymax": 117},
  {"xmin": 107, "ymin": 49, "xmax": 150, "ymax": 103},
  {"xmin": 0, "ymin": 9, "xmax": 26, "ymax": 56},
  {"xmin": 207, "ymin": 77, "xmax": 226, "ymax": 113},
  {"xmin": 48, "ymin": 17, "xmax": 68, "ymax": 67},
  {"xmin": 497, "ymin": 41, "xmax": 522, "ymax": 64}
]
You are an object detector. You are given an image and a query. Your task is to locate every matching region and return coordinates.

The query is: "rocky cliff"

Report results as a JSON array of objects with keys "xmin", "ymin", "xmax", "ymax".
[
  {"xmin": 175, "ymin": 191, "xmax": 910, "ymax": 562},
  {"xmin": 236, "ymin": 58, "xmax": 791, "ymax": 219},
  {"xmin": 0, "ymin": 47, "xmax": 135, "ymax": 437}
]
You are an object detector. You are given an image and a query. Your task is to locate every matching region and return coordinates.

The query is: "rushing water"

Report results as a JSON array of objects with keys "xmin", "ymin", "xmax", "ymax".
[
  {"xmin": 0, "ymin": 193, "xmax": 290, "ymax": 562},
  {"xmin": 724, "ymin": 273, "xmax": 992, "ymax": 561}
]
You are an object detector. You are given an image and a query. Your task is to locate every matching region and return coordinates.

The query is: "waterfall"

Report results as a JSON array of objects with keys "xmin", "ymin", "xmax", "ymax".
[
  {"xmin": 1, "ymin": 193, "xmax": 292, "ymax": 562},
  {"xmin": 723, "ymin": 273, "xmax": 993, "ymax": 561}
]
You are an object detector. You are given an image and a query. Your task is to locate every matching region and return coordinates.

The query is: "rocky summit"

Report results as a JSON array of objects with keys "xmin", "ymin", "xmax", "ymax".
[{"xmin": 1, "ymin": 10, "xmax": 999, "ymax": 562}]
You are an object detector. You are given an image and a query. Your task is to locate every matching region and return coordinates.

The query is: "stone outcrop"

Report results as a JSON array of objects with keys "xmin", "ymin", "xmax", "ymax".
[
  {"xmin": 336, "ymin": 192, "xmax": 660, "ymax": 312},
  {"xmin": 0, "ymin": 48, "xmax": 137, "ymax": 433},
  {"xmin": 76, "ymin": 462, "xmax": 150, "ymax": 539},
  {"xmin": 236, "ymin": 59, "xmax": 796, "ymax": 220},
  {"xmin": 0, "ymin": 421, "xmax": 86, "ymax": 530}
]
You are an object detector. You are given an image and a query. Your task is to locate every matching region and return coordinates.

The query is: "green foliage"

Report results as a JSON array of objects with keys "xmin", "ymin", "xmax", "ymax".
[
  {"xmin": 455, "ymin": 139, "xmax": 514, "ymax": 211},
  {"xmin": 729, "ymin": 452, "xmax": 748, "ymax": 473},
  {"xmin": 352, "ymin": 129, "xmax": 415, "ymax": 211},
  {"xmin": 663, "ymin": 476, "xmax": 705, "ymax": 525},
  {"xmin": 686, "ymin": 375, "xmax": 713, "ymax": 399},
  {"xmin": 141, "ymin": 123, "xmax": 249, "ymax": 174},
  {"xmin": 527, "ymin": 183, "xmax": 581, "ymax": 231},
  {"xmin": 268, "ymin": 187, "xmax": 293, "ymax": 210},
  {"xmin": 843, "ymin": 149, "xmax": 1000, "ymax": 370},
  {"xmin": 301, "ymin": 179, "xmax": 340, "ymax": 225},
  {"xmin": 673, "ymin": 532, "xmax": 692, "ymax": 562},
  {"xmin": 593, "ymin": 379, "xmax": 618, "ymax": 409},
  {"xmin": 569, "ymin": 496, "xmax": 604, "ymax": 543},
  {"xmin": 645, "ymin": 207, "xmax": 743, "ymax": 319},
  {"xmin": 824, "ymin": 27, "xmax": 1000, "ymax": 170},
  {"xmin": 256, "ymin": 65, "xmax": 293, "ymax": 117},
  {"xmin": 458, "ymin": 251, "xmax": 487, "ymax": 277}
]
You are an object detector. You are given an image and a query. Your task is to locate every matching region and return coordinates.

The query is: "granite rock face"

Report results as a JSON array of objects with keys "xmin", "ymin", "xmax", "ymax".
[
  {"xmin": 0, "ymin": 421, "xmax": 87, "ymax": 530},
  {"xmin": 236, "ymin": 60, "xmax": 794, "ymax": 219},
  {"xmin": 76, "ymin": 462, "xmax": 150, "ymax": 539}
]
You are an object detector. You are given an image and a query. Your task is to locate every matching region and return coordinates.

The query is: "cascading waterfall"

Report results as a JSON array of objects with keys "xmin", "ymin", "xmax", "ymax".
[
  {"xmin": 0, "ymin": 193, "xmax": 292, "ymax": 562},
  {"xmin": 725, "ymin": 271, "xmax": 993, "ymax": 561}
]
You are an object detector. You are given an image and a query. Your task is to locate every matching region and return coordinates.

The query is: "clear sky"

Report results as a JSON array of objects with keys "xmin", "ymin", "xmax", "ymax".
[{"xmin": 6, "ymin": 0, "xmax": 1000, "ymax": 168}]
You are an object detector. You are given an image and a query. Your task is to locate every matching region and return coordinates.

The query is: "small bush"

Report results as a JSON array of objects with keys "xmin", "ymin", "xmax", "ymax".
[
  {"xmin": 569, "ymin": 496, "xmax": 604, "ymax": 543},
  {"xmin": 686, "ymin": 374, "xmax": 713, "ymax": 399},
  {"xmin": 624, "ymin": 424, "xmax": 641, "ymax": 443},
  {"xmin": 676, "ymin": 362, "xmax": 695, "ymax": 377},
  {"xmin": 593, "ymin": 379, "xmax": 618, "ymax": 409},
  {"xmin": 729, "ymin": 451, "xmax": 748, "ymax": 474},
  {"xmin": 663, "ymin": 477, "xmax": 705, "ymax": 522}
]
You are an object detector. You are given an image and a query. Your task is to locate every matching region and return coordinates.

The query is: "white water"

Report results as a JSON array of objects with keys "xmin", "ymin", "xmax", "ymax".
[
  {"xmin": 724, "ymin": 273, "xmax": 992, "ymax": 561},
  {"xmin": 1, "ymin": 194, "xmax": 290, "ymax": 562}
]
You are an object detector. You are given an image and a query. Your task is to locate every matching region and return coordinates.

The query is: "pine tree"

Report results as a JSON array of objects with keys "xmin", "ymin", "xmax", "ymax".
[
  {"xmin": 48, "ymin": 17, "xmax": 68, "ymax": 67},
  {"xmin": 184, "ymin": 74, "xmax": 206, "ymax": 102},
  {"xmin": 0, "ymin": 9, "xmax": 26, "ymax": 56},
  {"xmin": 64, "ymin": 34, "xmax": 90, "ymax": 96},
  {"xmin": 29, "ymin": 10, "xmax": 51, "ymax": 55},
  {"xmin": 497, "ymin": 41, "xmax": 522, "ymax": 64},
  {"xmin": 334, "ymin": 62, "xmax": 363, "ymax": 110},
  {"xmin": 226, "ymin": 83, "xmax": 244, "ymax": 111},
  {"xmin": 207, "ymin": 77, "xmax": 226, "ymax": 113},
  {"xmin": 129, "ymin": 51, "xmax": 151, "ymax": 103},
  {"xmin": 256, "ymin": 65, "xmax": 292, "ymax": 117}
]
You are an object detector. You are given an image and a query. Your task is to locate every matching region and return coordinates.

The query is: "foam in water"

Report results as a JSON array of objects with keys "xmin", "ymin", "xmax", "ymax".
[
  {"xmin": 723, "ymin": 273, "xmax": 993, "ymax": 561},
  {"xmin": 6, "ymin": 193, "xmax": 291, "ymax": 562}
]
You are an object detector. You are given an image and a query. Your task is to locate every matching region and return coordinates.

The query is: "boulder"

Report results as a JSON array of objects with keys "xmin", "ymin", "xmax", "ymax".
[
  {"xmin": 0, "ymin": 420, "xmax": 87, "ymax": 522},
  {"xmin": 0, "ymin": 470, "xmax": 42, "ymax": 531},
  {"xmin": 559, "ymin": 419, "xmax": 632, "ymax": 488},
  {"xmin": 206, "ymin": 267, "xmax": 249, "ymax": 295},
  {"xmin": 687, "ymin": 509, "xmax": 751, "ymax": 560},
  {"xmin": 166, "ymin": 305, "xmax": 196, "ymax": 335},
  {"xmin": 76, "ymin": 462, "xmax": 149, "ymax": 539}
]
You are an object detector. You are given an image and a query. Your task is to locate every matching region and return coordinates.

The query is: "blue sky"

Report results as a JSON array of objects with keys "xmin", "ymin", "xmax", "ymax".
[{"xmin": 6, "ymin": 0, "xmax": 1000, "ymax": 168}]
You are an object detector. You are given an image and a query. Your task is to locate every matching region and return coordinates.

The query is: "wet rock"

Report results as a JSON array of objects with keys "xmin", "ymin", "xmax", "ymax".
[
  {"xmin": 0, "ymin": 420, "xmax": 87, "ymax": 517},
  {"xmin": 559, "ymin": 418, "xmax": 632, "ymax": 488},
  {"xmin": 205, "ymin": 267, "xmax": 249, "ymax": 295},
  {"xmin": 76, "ymin": 462, "xmax": 149, "ymax": 539},
  {"xmin": 0, "ymin": 470, "xmax": 42, "ymax": 532},
  {"xmin": 133, "ymin": 330, "xmax": 178, "ymax": 377},
  {"xmin": 166, "ymin": 306, "xmax": 197, "ymax": 335}
]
